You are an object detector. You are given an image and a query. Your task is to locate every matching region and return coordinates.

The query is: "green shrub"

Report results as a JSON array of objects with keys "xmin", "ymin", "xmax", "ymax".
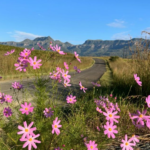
[{"xmin": 109, "ymin": 56, "xmax": 120, "ymax": 62}]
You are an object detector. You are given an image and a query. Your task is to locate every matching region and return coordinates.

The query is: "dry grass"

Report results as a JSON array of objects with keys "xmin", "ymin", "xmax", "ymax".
[{"xmin": 0, "ymin": 45, "xmax": 94, "ymax": 81}]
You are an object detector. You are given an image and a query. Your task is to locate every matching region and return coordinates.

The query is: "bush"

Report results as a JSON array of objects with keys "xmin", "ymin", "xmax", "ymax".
[{"xmin": 109, "ymin": 56, "xmax": 120, "ymax": 62}]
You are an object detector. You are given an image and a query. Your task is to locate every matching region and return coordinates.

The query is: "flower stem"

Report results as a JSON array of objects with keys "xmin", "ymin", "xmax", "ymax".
[{"xmin": 47, "ymin": 134, "xmax": 54, "ymax": 150}]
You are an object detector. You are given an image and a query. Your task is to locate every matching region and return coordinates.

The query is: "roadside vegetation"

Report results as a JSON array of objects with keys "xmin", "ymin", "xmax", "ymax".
[
  {"xmin": 0, "ymin": 32, "xmax": 150, "ymax": 150},
  {"xmin": 0, "ymin": 45, "xmax": 94, "ymax": 81}
]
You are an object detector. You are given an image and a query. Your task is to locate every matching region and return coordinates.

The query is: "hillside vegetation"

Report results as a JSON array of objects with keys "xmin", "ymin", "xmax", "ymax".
[{"xmin": 0, "ymin": 45, "xmax": 94, "ymax": 81}]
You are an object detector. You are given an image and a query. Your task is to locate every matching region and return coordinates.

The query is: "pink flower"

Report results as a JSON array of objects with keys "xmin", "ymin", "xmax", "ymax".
[
  {"xmin": 20, "ymin": 134, "xmax": 41, "ymax": 150},
  {"xmin": 134, "ymin": 74, "xmax": 142, "ymax": 86},
  {"xmin": 49, "ymin": 71, "xmax": 59, "ymax": 80},
  {"xmin": 56, "ymin": 67, "xmax": 62, "ymax": 73},
  {"xmin": 4, "ymin": 95, "xmax": 13, "ymax": 103},
  {"xmin": 64, "ymin": 62, "xmax": 69, "ymax": 70},
  {"xmin": 18, "ymin": 121, "xmax": 37, "ymax": 140},
  {"xmin": 120, "ymin": 134, "xmax": 136, "ymax": 149},
  {"xmin": 4, "ymin": 51, "xmax": 11, "ymax": 56},
  {"xmin": 14, "ymin": 61, "xmax": 28, "ymax": 72},
  {"xmin": 110, "ymin": 94, "xmax": 113, "ymax": 97},
  {"xmin": 54, "ymin": 45, "xmax": 65, "ymax": 55},
  {"xmin": 31, "ymin": 47, "xmax": 34, "ymax": 51},
  {"xmin": 37, "ymin": 42, "xmax": 46, "ymax": 50},
  {"xmin": 79, "ymin": 81, "xmax": 87, "ymax": 93},
  {"xmin": 103, "ymin": 109, "xmax": 120, "ymax": 124},
  {"xmin": 28, "ymin": 56, "xmax": 42, "ymax": 70},
  {"xmin": 49, "ymin": 45, "xmax": 55, "ymax": 51},
  {"xmin": 146, "ymin": 119, "xmax": 150, "ymax": 129},
  {"xmin": 104, "ymin": 121, "xmax": 118, "ymax": 138},
  {"xmin": 91, "ymin": 82, "xmax": 101, "ymax": 87},
  {"xmin": 3, "ymin": 107, "xmax": 12, "ymax": 117},
  {"xmin": 54, "ymin": 147, "xmax": 63, "ymax": 150},
  {"xmin": 52, "ymin": 117, "xmax": 62, "ymax": 135},
  {"xmin": 20, "ymin": 49, "xmax": 31, "ymax": 58},
  {"xmin": 19, "ymin": 102, "xmax": 34, "ymax": 115},
  {"xmin": 0, "ymin": 93, "xmax": 5, "ymax": 103},
  {"xmin": 17, "ymin": 56, "xmax": 30, "ymax": 64},
  {"xmin": 4, "ymin": 49, "xmax": 15, "ymax": 55},
  {"xmin": 85, "ymin": 140, "xmax": 98, "ymax": 150},
  {"xmin": 97, "ymin": 126, "xmax": 100, "ymax": 131},
  {"xmin": 74, "ymin": 66, "xmax": 81, "ymax": 73},
  {"xmin": 43, "ymin": 108, "xmax": 54, "ymax": 118},
  {"xmin": 131, "ymin": 109, "xmax": 150, "ymax": 125},
  {"xmin": 12, "ymin": 82, "xmax": 23, "ymax": 90},
  {"xmin": 11, "ymin": 49, "xmax": 15, "ymax": 53},
  {"xmin": 81, "ymin": 134, "xmax": 84, "ymax": 138},
  {"xmin": 74, "ymin": 51, "xmax": 81, "ymax": 63},
  {"xmin": 130, "ymin": 134, "xmax": 139, "ymax": 145},
  {"xmin": 66, "ymin": 95, "xmax": 77, "ymax": 104},
  {"xmin": 63, "ymin": 79, "xmax": 71, "ymax": 87},
  {"xmin": 96, "ymin": 107, "xmax": 103, "ymax": 113},
  {"xmin": 61, "ymin": 70, "xmax": 71, "ymax": 81},
  {"xmin": 146, "ymin": 95, "xmax": 150, "ymax": 108},
  {"xmin": 114, "ymin": 103, "xmax": 120, "ymax": 112}
]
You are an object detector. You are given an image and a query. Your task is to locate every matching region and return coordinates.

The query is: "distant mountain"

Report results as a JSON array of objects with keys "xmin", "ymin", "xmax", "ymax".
[{"xmin": 0, "ymin": 36, "xmax": 150, "ymax": 58}]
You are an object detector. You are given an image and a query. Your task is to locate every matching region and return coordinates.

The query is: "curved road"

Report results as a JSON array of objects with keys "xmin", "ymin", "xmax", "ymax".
[{"xmin": 0, "ymin": 58, "xmax": 106, "ymax": 111}]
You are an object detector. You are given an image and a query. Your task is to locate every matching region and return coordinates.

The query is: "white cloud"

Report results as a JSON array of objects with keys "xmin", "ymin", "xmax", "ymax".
[
  {"xmin": 7, "ymin": 31, "xmax": 43, "ymax": 42},
  {"xmin": 111, "ymin": 31, "xmax": 132, "ymax": 40},
  {"xmin": 107, "ymin": 19, "xmax": 126, "ymax": 28}
]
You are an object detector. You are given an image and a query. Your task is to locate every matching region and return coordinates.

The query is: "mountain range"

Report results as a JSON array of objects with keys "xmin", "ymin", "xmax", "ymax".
[{"xmin": 0, "ymin": 36, "xmax": 150, "ymax": 58}]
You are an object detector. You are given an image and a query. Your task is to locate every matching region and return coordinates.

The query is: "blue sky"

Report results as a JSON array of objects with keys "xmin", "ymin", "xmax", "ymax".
[{"xmin": 0, "ymin": 0, "xmax": 150, "ymax": 45}]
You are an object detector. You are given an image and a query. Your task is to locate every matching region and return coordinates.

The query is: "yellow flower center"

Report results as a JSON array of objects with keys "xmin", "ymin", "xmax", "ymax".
[
  {"xmin": 132, "ymin": 134, "xmax": 135, "ymax": 137},
  {"xmin": 149, "ymin": 103, "xmax": 150, "ymax": 106},
  {"xmin": 139, "ymin": 114, "xmax": 143, "ymax": 118},
  {"xmin": 125, "ymin": 142, "xmax": 129, "ymax": 146},
  {"xmin": 70, "ymin": 99, "xmax": 72, "ymax": 101},
  {"xmin": 109, "ymin": 114, "xmax": 112, "ymax": 117},
  {"xmin": 25, "ymin": 107, "xmax": 28, "ymax": 110},
  {"xmin": 25, "ymin": 53, "xmax": 28, "ymax": 56},
  {"xmin": 64, "ymin": 74, "xmax": 67, "ymax": 77},
  {"xmin": 81, "ymin": 86, "xmax": 84, "ymax": 88},
  {"xmin": 5, "ymin": 111, "xmax": 8, "ymax": 113},
  {"xmin": 108, "ymin": 128, "xmax": 112, "ymax": 131},
  {"xmin": 33, "ymin": 62, "xmax": 36, "ymax": 65},
  {"xmin": 29, "ymin": 138, "xmax": 32, "ymax": 141},
  {"xmin": 54, "ymin": 125, "xmax": 57, "ymax": 128},
  {"xmin": 25, "ymin": 129, "xmax": 29, "ymax": 132},
  {"xmin": 57, "ymin": 50, "xmax": 60, "ymax": 52},
  {"xmin": 90, "ymin": 146, "xmax": 93, "ymax": 149},
  {"xmin": 7, "ymin": 98, "xmax": 9, "ymax": 100}
]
